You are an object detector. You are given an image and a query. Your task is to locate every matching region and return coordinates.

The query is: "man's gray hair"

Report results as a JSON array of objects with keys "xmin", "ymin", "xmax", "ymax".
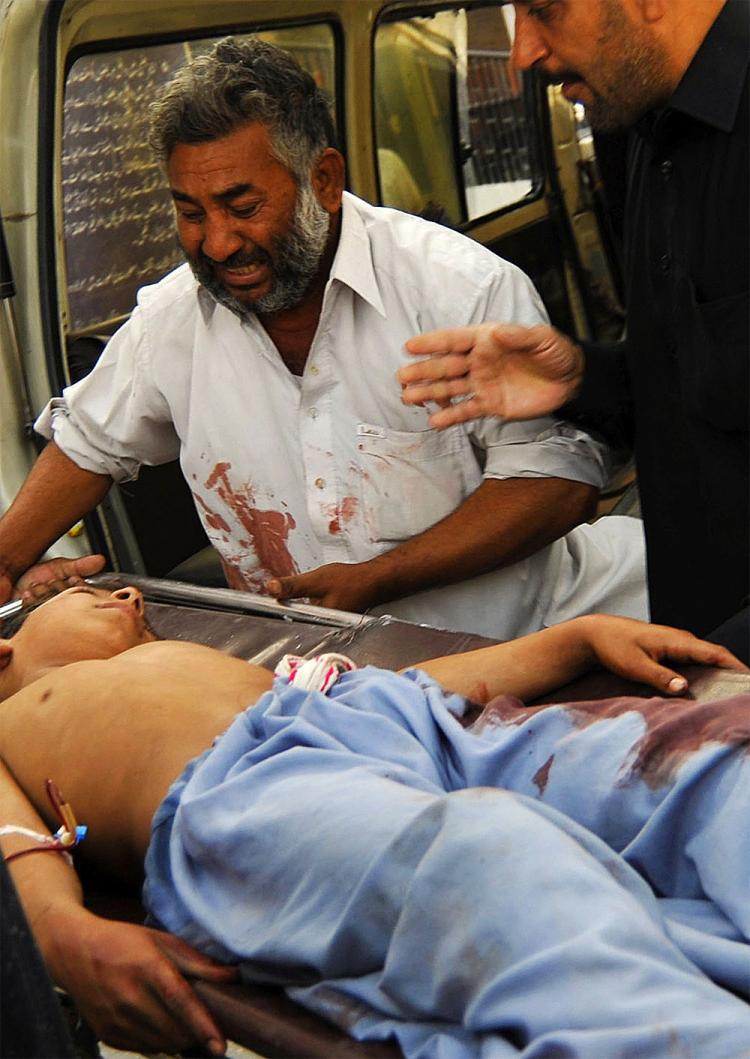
[{"xmin": 149, "ymin": 36, "xmax": 337, "ymax": 181}]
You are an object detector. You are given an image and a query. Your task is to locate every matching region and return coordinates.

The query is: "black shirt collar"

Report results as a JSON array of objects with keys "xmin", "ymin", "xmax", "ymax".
[{"xmin": 670, "ymin": 0, "xmax": 749, "ymax": 133}]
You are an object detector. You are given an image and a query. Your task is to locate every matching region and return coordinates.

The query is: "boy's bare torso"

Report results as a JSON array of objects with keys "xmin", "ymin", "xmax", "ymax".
[{"xmin": 0, "ymin": 640, "xmax": 274, "ymax": 879}]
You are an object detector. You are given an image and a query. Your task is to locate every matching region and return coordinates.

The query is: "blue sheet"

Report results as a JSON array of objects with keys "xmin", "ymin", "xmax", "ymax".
[{"xmin": 144, "ymin": 667, "xmax": 750, "ymax": 1058}]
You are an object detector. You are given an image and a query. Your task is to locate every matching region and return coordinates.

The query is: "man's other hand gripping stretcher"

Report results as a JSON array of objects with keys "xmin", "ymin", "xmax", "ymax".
[{"xmin": 0, "ymin": 586, "xmax": 749, "ymax": 1058}]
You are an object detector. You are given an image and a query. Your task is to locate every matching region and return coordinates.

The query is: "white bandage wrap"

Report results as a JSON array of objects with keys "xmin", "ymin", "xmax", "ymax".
[
  {"xmin": 0, "ymin": 825, "xmax": 74, "ymax": 865},
  {"xmin": 275, "ymin": 653, "xmax": 357, "ymax": 693},
  {"xmin": 0, "ymin": 825, "xmax": 53, "ymax": 842}
]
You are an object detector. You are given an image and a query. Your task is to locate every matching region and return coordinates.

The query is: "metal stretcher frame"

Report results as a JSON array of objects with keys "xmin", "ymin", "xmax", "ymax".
[
  {"xmin": 89, "ymin": 573, "xmax": 499, "ymax": 672},
  {"xmin": 83, "ymin": 575, "xmax": 749, "ymax": 1058}
]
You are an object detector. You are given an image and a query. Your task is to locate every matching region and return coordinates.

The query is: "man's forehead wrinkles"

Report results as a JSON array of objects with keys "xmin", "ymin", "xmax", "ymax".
[
  {"xmin": 214, "ymin": 183, "xmax": 258, "ymax": 202},
  {"xmin": 170, "ymin": 182, "xmax": 259, "ymax": 204}
]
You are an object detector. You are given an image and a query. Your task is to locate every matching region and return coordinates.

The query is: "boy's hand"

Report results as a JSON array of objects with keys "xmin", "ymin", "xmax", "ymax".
[
  {"xmin": 583, "ymin": 616, "xmax": 748, "ymax": 695},
  {"xmin": 46, "ymin": 908, "xmax": 236, "ymax": 1055}
]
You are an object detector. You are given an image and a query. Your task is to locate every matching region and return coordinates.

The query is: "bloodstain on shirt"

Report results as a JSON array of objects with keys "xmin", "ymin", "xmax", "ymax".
[
  {"xmin": 204, "ymin": 462, "xmax": 299, "ymax": 581},
  {"xmin": 194, "ymin": 494, "xmax": 232, "ymax": 534},
  {"xmin": 473, "ymin": 693, "xmax": 750, "ymax": 789},
  {"xmin": 326, "ymin": 495, "xmax": 359, "ymax": 536},
  {"xmin": 220, "ymin": 559, "xmax": 266, "ymax": 594},
  {"xmin": 205, "ymin": 462, "xmax": 232, "ymax": 489}
]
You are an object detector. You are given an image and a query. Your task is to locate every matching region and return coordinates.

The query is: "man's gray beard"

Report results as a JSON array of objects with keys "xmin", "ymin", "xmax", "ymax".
[
  {"xmin": 188, "ymin": 180, "xmax": 331, "ymax": 318},
  {"xmin": 584, "ymin": 2, "xmax": 671, "ymax": 131}
]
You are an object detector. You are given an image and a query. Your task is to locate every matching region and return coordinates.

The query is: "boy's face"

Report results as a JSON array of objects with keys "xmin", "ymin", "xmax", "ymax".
[{"xmin": 8, "ymin": 585, "xmax": 155, "ymax": 666}]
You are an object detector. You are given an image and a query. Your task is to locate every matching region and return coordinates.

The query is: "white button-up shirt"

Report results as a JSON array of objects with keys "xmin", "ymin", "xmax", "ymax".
[{"xmin": 38, "ymin": 193, "xmax": 645, "ymax": 637}]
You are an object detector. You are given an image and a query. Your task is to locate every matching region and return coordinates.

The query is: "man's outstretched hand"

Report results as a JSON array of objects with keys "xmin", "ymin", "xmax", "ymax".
[
  {"xmin": 0, "ymin": 554, "xmax": 106, "ymax": 606},
  {"xmin": 398, "ymin": 323, "xmax": 585, "ymax": 428}
]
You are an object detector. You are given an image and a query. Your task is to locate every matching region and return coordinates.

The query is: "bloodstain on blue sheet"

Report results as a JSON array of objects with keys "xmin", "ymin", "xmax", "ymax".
[{"xmin": 474, "ymin": 693, "xmax": 750, "ymax": 790}]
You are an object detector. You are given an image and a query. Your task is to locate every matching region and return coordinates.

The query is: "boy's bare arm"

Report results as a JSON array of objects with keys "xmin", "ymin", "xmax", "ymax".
[
  {"xmin": 0, "ymin": 646, "xmax": 272, "ymax": 1054},
  {"xmin": 0, "ymin": 759, "xmax": 234, "ymax": 1055},
  {"xmin": 412, "ymin": 616, "xmax": 747, "ymax": 704}
]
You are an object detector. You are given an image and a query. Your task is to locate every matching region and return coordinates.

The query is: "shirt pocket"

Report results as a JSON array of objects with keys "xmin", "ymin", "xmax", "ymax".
[
  {"xmin": 356, "ymin": 423, "xmax": 479, "ymax": 543},
  {"xmin": 677, "ymin": 279, "xmax": 749, "ymax": 433}
]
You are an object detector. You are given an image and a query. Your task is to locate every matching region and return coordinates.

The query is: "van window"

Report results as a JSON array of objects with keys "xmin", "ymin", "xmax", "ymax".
[
  {"xmin": 374, "ymin": 4, "xmax": 541, "ymax": 225},
  {"xmin": 61, "ymin": 25, "xmax": 336, "ymax": 336}
]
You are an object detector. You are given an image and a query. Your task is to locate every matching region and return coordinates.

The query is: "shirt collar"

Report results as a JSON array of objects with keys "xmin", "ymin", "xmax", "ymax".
[
  {"xmin": 669, "ymin": 0, "xmax": 749, "ymax": 133},
  {"xmin": 197, "ymin": 277, "xmax": 218, "ymax": 322},
  {"xmin": 326, "ymin": 191, "xmax": 387, "ymax": 317}
]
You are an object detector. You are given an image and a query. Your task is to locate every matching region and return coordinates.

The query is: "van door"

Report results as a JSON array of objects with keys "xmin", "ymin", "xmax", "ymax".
[{"xmin": 372, "ymin": 4, "xmax": 623, "ymax": 342}]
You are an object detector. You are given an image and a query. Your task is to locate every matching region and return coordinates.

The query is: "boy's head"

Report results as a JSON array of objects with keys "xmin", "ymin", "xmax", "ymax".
[{"xmin": 0, "ymin": 585, "xmax": 156, "ymax": 695}]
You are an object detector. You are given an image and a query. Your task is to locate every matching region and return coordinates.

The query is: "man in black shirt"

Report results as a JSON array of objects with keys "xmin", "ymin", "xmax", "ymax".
[{"xmin": 399, "ymin": 0, "xmax": 749, "ymax": 660}]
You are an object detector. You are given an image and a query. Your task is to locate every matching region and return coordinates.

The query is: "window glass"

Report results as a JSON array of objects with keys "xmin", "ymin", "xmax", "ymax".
[
  {"xmin": 374, "ymin": 4, "xmax": 541, "ymax": 225},
  {"xmin": 61, "ymin": 25, "xmax": 336, "ymax": 334}
]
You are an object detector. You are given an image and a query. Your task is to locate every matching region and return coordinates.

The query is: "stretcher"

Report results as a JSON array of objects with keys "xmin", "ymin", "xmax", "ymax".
[{"xmin": 78, "ymin": 575, "xmax": 749, "ymax": 1058}]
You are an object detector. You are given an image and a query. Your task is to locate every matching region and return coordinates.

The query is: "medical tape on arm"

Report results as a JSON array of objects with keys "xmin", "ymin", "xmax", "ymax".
[
  {"xmin": 274, "ymin": 653, "xmax": 357, "ymax": 693},
  {"xmin": 1, "ymin": 781, "xmax": 87, "ymax": 866}
]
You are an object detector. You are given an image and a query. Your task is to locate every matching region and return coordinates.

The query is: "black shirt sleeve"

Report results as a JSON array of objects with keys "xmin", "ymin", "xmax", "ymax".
[{"xmin": 562, "ymin": 339, "xmax": 634, "ymax": 452}]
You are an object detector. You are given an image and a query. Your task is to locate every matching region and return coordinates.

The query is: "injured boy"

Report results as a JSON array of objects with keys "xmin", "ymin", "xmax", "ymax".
[{"xmin": 1, "ymin": 584, "xmax": 749, "ymax": 1059}]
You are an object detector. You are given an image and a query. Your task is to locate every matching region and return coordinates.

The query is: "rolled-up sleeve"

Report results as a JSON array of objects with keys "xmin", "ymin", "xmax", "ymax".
[
  {"xmin": 463, "ymin": 264, "xmax": 612, "ymax": 489},
  {"xmin": 34, "ymin": 306, "xmax": 180, "ymax": 483},
  {"xmin": 474, "ymin": 416, "xmax": 611, "ymax": 487}
]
